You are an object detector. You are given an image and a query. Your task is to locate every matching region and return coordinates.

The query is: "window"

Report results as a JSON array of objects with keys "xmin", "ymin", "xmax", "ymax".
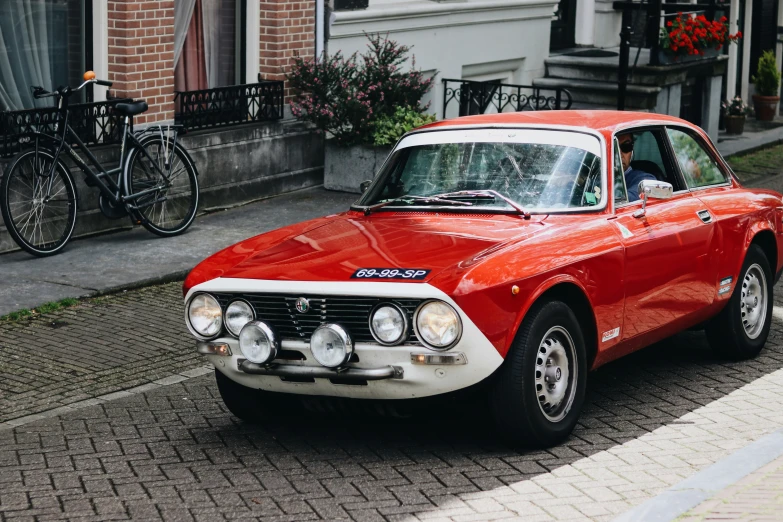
[
  {"xmin": 0, "ymin": 0, "xmax": 91, "ymax": 110},
  {"xmin": 666, "ymin": 128, "xmax": 727, "ymax": 188},
  {"xmin": 174, "ymin": 0, "xmax": 246, "ymax": 92},
  {"xmin": 360, "ymin": 129, "xmax": 605, "ymax": 212},
  {"xmin": 613, "ymin": 138, "xmax": 628, "ymax": 204}
]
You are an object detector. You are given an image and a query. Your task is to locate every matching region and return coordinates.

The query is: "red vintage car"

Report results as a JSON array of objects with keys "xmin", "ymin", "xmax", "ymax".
[{"xmin": 183, "ymin": 111, "xmax": 782, "ymax": 447}]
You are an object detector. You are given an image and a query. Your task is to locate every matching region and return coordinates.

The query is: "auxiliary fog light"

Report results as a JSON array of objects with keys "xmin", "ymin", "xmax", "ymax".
[
  {"xmin": 370, "ymin": 304, "xmax": 407, "ymax": 345},
  {"xmin": 310, "ymin": 324, "xmax": 353, "ymax": 368},
  {"xmin": 415, "ymin": 300, "xmax": 462, "ymax": 350},
  {"xmin": 239, "ymin": 321, "xmax": 279, "ymax": 364}
]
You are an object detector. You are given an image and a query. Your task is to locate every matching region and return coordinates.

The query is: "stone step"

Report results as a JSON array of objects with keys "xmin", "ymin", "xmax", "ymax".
[
  {"xmin": 544, "ymin": 52, "xmax": 687, "ymax": 87},
  {"xmin": 533, "ymin": 77, "xmax": 661, "ymax": 111}
]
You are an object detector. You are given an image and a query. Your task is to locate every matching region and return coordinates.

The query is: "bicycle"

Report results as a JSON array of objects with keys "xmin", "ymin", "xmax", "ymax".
[{"xmin": 0, "ymin": 71, "xmax": 199, "ymax": 257}]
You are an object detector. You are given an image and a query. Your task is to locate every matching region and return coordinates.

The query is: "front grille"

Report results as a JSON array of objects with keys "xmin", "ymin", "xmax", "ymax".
[{"xmin": 213, "ymin": 293, "xmax": 423, "ymax": 344}]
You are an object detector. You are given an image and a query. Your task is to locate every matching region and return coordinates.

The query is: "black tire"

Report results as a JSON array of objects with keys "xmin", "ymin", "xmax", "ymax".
[
  {"xmin": 124, "ymin": 136, "xmax": 198, "ymax": 237},
  {"xmin": 490, "ymin": 300, "xmax": 587, "ymax": 448},
  {"xmin": 215, "ymin": 369, "xmax": 271, "ymax": 422},
  {"xmin": 706, "ymin": 244, "xmax": 773, "ymax": 360},
  {"xmin": 0, "ymin": 149, "xmax": 77, "ymax": 257}
]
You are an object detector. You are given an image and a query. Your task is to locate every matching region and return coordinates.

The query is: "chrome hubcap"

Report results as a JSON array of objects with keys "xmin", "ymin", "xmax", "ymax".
[
  {"xmin": 741, "ymin": 263, "xmax": 767, "ymax": 339},
  {"xmin": 534, "ymin": 326, "xmax": 577, "ymax": 422}
]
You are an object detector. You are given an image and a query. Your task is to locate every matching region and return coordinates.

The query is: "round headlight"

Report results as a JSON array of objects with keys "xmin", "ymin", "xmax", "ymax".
[
  {"xmin": 310, "ymin": 324, "xmax": 353, "ymax": 368},
  {"xmin": 415, "ymin": 300, "xmax": 462, "ymax": 350},
  {"xmin": 225, "ymin": 300, "xmax": 255, "ymax": 337},
  {"xmin": 239, "ymin": 321, "xmax": 278, "ymax": 364},
  {"xmin": 370, "ymin": 304, "xmax": 407, "ymax": 345},
  {"xmin": 187, "ymin": 293, "xmax": 222, "ymax": 338}
]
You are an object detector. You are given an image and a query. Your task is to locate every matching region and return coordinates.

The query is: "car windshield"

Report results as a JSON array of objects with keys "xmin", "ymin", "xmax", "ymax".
[{"xmin": 356, "ymin": 128, "xmax": 604, "ymax": 213}]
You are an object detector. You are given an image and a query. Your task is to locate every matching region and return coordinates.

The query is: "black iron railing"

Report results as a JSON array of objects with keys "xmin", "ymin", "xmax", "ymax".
[
  {"xmin": 442, "ymin": 79, "xmax": 572, "ymax": 119},
  {"xmin": 0, "ymin": 98, "xmax": 132, "ymax": 158},
  {"xmin": 174, "ymin": 80, "xmax": 284, "ymax": 131}
]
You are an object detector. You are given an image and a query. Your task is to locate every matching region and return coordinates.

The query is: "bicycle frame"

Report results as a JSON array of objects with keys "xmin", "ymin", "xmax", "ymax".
[{"xmin": 31, "ymin": 103, "xmax": 176, "ymax": 213}]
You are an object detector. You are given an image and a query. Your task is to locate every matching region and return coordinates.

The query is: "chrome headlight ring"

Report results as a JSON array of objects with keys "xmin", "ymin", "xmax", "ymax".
[
  {"xmin": 224, "ymin": 299, "xmax": 256, "ymax": 338},
  {"xmin": 185, "ymin": 292, "xmax": 223, "ymax": 341},
  {"xmin": 413, "ymin": 299, "xmax": 463, "ymax": 351},
  {"xmin": 368, "ymin": 302, "xmax": 409, "ymax": 346}
]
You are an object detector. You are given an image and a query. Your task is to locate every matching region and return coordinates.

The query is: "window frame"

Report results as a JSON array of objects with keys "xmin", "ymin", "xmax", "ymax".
[
  {"xmin": 612, "ymin": 125, "xmax": 689, "ymax": 209},
  {"xmin": 663, "ymin": 125, "xmax": 732, "ymax": 191}
]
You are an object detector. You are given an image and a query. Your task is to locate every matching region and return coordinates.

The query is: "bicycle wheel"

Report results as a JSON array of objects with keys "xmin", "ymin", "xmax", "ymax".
[
  {"xmin": 124, "ymin": 137, "xmax": 199, "ymax": 237},
  {"xmin": 0, "ymin": 149, "xmax": 77, "ymax": 257}
]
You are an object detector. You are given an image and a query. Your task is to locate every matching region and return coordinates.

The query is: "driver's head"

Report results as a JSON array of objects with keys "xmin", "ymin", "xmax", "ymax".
[{"xmin": 617, "ymin": 133, "xmax": 634, "ymax": 172}]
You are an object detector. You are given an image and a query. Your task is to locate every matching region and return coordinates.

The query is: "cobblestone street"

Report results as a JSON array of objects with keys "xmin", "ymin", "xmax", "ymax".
[{"xmin": 2, "ymin": 279, "xmax": 783, "ymax": 521}]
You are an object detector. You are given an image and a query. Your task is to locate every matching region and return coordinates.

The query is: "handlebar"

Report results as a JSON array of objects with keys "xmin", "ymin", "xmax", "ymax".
[{"xmin": 31, "ymin": 70, "xmax": 113, "ymax": 100}]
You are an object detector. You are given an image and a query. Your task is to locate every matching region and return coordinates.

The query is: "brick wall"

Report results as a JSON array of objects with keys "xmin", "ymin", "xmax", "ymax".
[
  {"xmin": 259, "ymin": 0, "xmax": 316, "ymax": 101},
  {"xmin": 107, "ymin": 0, "xmax": 175, "ymax": 124}
]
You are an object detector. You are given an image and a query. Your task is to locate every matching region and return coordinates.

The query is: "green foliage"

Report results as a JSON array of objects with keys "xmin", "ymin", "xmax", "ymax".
[
  {"xmin": 372, "ymin": 107, "xmax": 437, "ymax": 146},
  {"xmin": 287, "ymin": 33, "xmax": 434, "ymax": 146},
  {"xmin": 752, "ymin": 50, "xmax": 781, "ymax": 96},
  {"xmin": 0, "ymin": 297, "xmax": 79, "ymax": 322}
]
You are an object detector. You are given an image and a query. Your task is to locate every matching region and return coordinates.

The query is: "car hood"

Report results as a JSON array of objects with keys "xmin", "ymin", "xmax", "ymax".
[{"xmin": 218, "ymin": 212, "xmax": 547, "ymax": 283}]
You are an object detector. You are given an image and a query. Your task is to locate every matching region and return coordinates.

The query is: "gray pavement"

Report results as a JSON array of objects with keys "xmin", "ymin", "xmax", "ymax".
[{"xmin": 0, "ymin": 187, "xmax": 357, "ymax": 317}]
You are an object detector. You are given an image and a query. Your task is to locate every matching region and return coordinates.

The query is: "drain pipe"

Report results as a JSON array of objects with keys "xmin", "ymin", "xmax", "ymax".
[{"xmin": 316, "ymin": 0, "xmax": 325, "ymax": 59}]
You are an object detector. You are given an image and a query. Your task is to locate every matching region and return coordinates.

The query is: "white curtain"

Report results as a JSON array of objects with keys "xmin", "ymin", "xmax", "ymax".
[
  {"xmin": 201, "ymin": 0, "xmax": 220, "ymax": 89},
  {"xmin": 173, "ymin": 0, "xmax": 197, "ymax": 68},
  {"xmin": 0, "ymin": 0, "xmax": 55, "ymax": 110}
]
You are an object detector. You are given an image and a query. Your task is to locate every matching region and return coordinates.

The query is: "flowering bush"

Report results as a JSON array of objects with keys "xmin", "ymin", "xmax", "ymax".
[
  {"xmin": 287, "ymin": 34, "xmax": 434, "ymax": 146},
  {"xmin": 722, "ymin": 96, "xmax": 752, "ymax": 116},
  {"xmin": 660, "ymin": 14, "xmax": 741, "ymax": 57}
]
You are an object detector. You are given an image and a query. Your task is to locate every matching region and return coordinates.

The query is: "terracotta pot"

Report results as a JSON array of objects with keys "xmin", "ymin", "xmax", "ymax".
[
  {"xmin": 724, "ymin": 115, "xmax": 745, "ymax": 135},
  {"xmin": 752, "ymin": 94, "xmax": 779, "ymax": 121}
]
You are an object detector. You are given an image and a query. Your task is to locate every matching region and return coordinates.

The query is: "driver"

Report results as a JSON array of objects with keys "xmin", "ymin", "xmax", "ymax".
[{"xmin": 618, "ymin": 133, "xmax": 656, "ymax": 202}]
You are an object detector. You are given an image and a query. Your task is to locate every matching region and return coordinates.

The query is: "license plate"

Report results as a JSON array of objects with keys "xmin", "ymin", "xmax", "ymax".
[{"xmin": 351, "ymin": 268, "xmax": 430, "ymax": 280}]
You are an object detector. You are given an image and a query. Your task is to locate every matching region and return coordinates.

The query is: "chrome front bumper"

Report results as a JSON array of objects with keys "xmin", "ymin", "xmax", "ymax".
[{"xmin": 238, "ymin": 359, "xmax": 404, "ymax": 381}]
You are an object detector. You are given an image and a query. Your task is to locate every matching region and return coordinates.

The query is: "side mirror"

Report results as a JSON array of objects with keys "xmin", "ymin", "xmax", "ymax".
[
  {"xmin": 360, "ymin": 180, "xmax": 372, "ymax": 193},
  {"xmin": 633, "ymin": 180, "xmax": 673, "ymax": 218}
]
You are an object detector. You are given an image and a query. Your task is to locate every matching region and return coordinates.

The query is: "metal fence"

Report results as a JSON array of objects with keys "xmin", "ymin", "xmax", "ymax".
[
  {"xmin": 442, "ymin": 79, "xmax": 572, "ymax": 119},
  {"xmin": 0, "ymin": 99, "xmax": 132, "ymax": 158},
  {"xmin": 174, "ymin": 80, "xmax": 284, "ymax": 131}
]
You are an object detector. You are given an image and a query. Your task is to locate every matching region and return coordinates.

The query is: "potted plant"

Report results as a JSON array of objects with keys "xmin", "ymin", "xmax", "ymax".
[
  {"xmin": 287, "ymin": 34, "xmax": 435, "ymax": 193},
  {"xmin": 659, "ymin": 14, "xmax": 741, "ymax": 63},
  {"xmin": 752, "ymin": 50, "xmax": 781, "ymax": 121},
  {"xmin": 723, "ymin": 96, "xmax": 752, "ymax": 135}
]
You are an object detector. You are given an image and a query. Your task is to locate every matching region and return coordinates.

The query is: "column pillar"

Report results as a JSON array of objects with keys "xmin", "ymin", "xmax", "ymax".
[
  {"xmin": 107, "ymin": 0, "xmax": 175, "ymax": 125},
  {"xmin": 741, "ymin": 0, "xmax": 753, "ymax": 101},
  {"xmin": 575, "ymin": 0, "xmax": 596, "ymax": 46},
  {"xmin": 259, "ymin": 0, "xmax": 317, "ymax": 103},
  {"xmin": 726, "ymin": 0, "xmax": 740, "ymax": 99}
]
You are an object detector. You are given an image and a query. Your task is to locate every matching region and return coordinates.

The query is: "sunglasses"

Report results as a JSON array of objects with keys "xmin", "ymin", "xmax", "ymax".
[{"xmin": 619, "ymin": 140, "xmax": 634, "ymax": 153}]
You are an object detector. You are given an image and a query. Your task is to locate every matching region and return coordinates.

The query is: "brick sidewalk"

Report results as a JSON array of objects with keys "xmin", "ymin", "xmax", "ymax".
[
  {"xmin": 0, "ymin": 282, "xmax": 204, "ymax": 422},
  {"xmin": 679, "ymin": 455, "xmax": 783, "ymax": 521}
]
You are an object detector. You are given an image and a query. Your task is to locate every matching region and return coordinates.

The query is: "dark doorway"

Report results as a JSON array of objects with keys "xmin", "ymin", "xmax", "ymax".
[
  {"xmin": 550, "ymin": 0, "xmax": 577, "ymax": 51},
  {"xmin": 750, "ymin": 0, "xmax": 778, "ymax": 79}
]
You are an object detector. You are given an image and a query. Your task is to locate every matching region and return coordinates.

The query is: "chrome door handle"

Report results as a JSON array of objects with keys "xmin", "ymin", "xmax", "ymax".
[{"xmin": 697, "ymin": 209, "xmax": 712, "ymax": 224}]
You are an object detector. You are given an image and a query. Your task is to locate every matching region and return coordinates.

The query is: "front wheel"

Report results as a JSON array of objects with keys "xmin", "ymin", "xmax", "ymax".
[
  {"xmin": 0, "ymin": 149, "xmax": 77, "ymax": 257},
  {"xmin": 124, "ymin": 137, "xmax": 199, "ymax": 237},
  {"xmin": 490, "ymin": 300, "xmax": 587, "ymax": 448},
  {"xmin": 706, "ymin": 244, "xmax": 773, "ymax": 359}
]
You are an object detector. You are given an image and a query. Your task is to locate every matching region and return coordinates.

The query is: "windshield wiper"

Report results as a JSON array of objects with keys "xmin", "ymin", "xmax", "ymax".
[
  {"xmin": 362, "ymin": 195, "xmax": 472, "ymax": 216},
  {"xmin": 430, "ymin": 190, "xmax": 531, "ymax": 219}
]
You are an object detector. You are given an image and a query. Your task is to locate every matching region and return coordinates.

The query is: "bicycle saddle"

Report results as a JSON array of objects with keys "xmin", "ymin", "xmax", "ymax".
[{"xmin": 114, "ymin": 101, "xmax": 148, "ymax": 116}]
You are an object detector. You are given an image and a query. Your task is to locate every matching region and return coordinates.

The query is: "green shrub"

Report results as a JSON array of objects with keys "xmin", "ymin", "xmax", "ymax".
[
  {"xmin": 752, "ymin": 50, "xmax": 781, "ymax": 96},
  {"xmin": 372, "ymin": 107, "xmax": 437, "ymax": 146}
]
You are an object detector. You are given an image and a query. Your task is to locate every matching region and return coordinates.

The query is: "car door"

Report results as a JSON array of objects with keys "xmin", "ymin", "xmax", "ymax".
[{"xmin": 611, "ymin": 127, "xmax": 717, "ymax": 342}]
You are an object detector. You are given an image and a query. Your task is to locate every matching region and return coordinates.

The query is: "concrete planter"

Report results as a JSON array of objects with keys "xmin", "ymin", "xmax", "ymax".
[{"xmin": 324, "ymin": 140, "xmax": 391, "ymax": 193}]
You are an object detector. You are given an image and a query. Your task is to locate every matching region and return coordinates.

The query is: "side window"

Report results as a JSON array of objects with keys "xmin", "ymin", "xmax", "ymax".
[
  {"xmin": 666, "ymin": 128, "xmax": 728, "ymax": 188},
  {"xmin": 613, "ymin": 138, "xmax": 628, "ymax": 204}
]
